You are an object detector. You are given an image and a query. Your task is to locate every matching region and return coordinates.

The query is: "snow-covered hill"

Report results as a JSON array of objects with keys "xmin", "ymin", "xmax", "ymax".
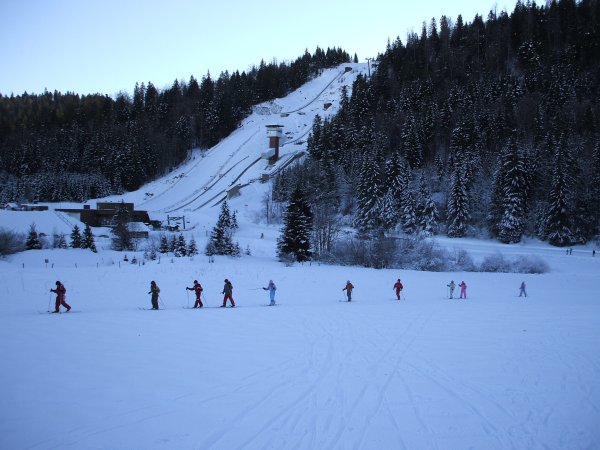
[{"xmin": 1, "ymin": 64, "xmax": 599, "ymax": 450}]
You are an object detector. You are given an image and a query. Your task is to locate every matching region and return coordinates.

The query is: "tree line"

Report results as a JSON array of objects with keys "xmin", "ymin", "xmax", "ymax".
[
  {"xmin": 0, "ymin": 47, "xmax": 352, "ymax": 202},
  {"xmin": 273, "ymin": 0, "xmax": 600, "ymax": 253}
]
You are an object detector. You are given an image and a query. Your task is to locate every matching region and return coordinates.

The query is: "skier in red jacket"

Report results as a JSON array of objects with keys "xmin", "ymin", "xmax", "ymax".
[
  {"xmin": 393, "ymin": 279, "xmax": 404, "ymax": 300},
  {"xmin": 50, "ymin": 281, "xmax": 71, "ymax": 313},
  {"xmin": 186, "ymin": 280, "xmax": 204, "ymax": 308}
]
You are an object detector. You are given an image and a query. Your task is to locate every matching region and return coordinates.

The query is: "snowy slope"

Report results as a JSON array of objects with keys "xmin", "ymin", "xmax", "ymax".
[{"xmin": 1, "ymin": 63, "xmax": 600, "ymax": 450}]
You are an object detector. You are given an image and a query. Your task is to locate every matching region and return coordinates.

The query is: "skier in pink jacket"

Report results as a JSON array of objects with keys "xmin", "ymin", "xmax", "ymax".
[{"xmin": 459, "ymin": 281, "xmax": 467, "ymax": 299}]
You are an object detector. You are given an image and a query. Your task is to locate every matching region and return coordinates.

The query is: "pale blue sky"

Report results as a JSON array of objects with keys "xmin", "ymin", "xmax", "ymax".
[{"xmin": 0, "ymin": 0, "xmax": 518, "ymax": 97}]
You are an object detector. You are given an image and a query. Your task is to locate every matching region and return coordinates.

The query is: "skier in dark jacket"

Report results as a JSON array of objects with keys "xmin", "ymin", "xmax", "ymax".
[
  {"xmin": 148, "ymin": 281, "xmax": 160, "ymax": 309},
  {"xmin": 519, "ymin": 281, "xmax": 527, "ymax": 298},
  {"xmin": 50, "ymin": 281, "xmax": 71, "ymax": 313},
  {"xmin": 393, "ymin": 279, "xmax": 403, "ymax": 300},
  {"xmin": 221, "ymin": 279, "xmax": 235, "ymax": 307},
  {"xmin": 186, "ymin": 280, "xmax": 204, "ymax": 308}
]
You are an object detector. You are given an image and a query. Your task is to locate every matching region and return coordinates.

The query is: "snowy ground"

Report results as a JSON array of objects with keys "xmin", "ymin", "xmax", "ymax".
[
  {"xmin": 1, "ymin": 238, "xmax": 599, "ymax": 450},
  {"xmin": 1, "ymin": 63, "xmax": 600, "ymax": 449}
]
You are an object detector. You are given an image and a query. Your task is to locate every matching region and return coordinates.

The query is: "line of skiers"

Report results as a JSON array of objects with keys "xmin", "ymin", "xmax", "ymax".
[
  {"xmin": 151, "ymin": 278, "xmax": 277, "ymax": 309},
  {"xmin": 48, "ymin": 277, "xmax": 530, "ymax": 312}
]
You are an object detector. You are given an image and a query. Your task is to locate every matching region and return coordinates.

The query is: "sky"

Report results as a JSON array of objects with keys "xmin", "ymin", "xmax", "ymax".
[{"xmin": 0, "ymin": 0, "xmax": 519, "ymax": 97}]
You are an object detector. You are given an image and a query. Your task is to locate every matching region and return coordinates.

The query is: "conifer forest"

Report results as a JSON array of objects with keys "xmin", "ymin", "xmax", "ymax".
[
  {"xmin": 275, "ymin": 0, "xmax": 600, "ymax": 248},
  {"xmin": 2, "ymin": 1, "xmax": 600, "ymax": 249}
]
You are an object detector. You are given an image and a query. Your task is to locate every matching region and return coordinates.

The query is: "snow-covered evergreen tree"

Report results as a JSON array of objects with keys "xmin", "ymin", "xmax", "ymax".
[
  {"xmin": 416, "ymin": 177, "xmax": 438, "ymax": 236},
  {"xmin": 497, "ymin": 140, "xmax": 528, "ymax": 243},
  {"xmin": 25, "ymin": 223, "xmax": 42, "ymax": 250},
  {"xmin": 159, "ymin": 235, "xmax": 169, "ymax": 254},
  {"xmin": 54, "ymin": 233, "xmax": 68, "ymax": 249},
  {"xmin": 377, "ymin": 190, "xmax": 400, "ymax": 230},
  {"xmin": 111, "ymin": 203, "xmax": 132, "ymax": 251},
  {"xmin": 544, "ymin": 142, "xmax": 575, "ymax": 246},
  {"xmin": 187, "ymin": 237, "xmax": 198, "ymax": 256},
  {"xmin": 354, "ymin": 151, "xmax": 384, "ymax": 232},
  {"xmin": 175, "ymin": 234, "xmax": 187, "ymax": 257},
  {"xmin": 206, "ymin": 200, "xmax": 238, "ymax": 256},
  {"xmin": 70, "ymin": 225, "xmax": 82, "ymax": 249},
  {"xmin": 277, "ymin": 186, "xmax": 313, "ymax": 262},
  {"xmin": 447, "ymin": 169, "xmax": 470, "ymax": 237},
  {"xmin": 82, "ymin": 224, "xmax": 97, "ymax": 252},
  {"xmin": 400, "ymin": 189, "xmax": 418, "ymax": 234}
]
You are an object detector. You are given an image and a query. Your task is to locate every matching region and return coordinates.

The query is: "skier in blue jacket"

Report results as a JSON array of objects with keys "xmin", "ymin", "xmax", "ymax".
[{"xmin": 263, "ymin": 280, "xmax": 277, "ymax": 306}]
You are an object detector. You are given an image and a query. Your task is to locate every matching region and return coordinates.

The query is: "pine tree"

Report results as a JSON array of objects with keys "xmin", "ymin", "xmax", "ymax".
[
  {"xmin": 26, "ymin": 223, "xmax": 42, "ymax": 250},
  {"xmin": 175, "ymin": 234, "xmax": 187, "ymax": 257},
  {"xmin": 169, "ymin": 235, "xmax": 177, "ymax": 254},
  {"xmin": 54, "ymin": 233, "xmax": 68, "ymax": 249},
  {"xmin": 111, "ymin": 202, "xmax": 132, "ymax": 251},
  {"xmin": 277, "ymin": 186, "xmax": 313, "ymax": 262},
  {"xmin": 497, "ymin": 140, "xmax": 528, "ymax": 243},
  {"xmin": 591, "ymin": 142, "xmax": 600, "ymax": 238},
  {"xmin": 400, "ymin": 189, "xmax": 418, "ymax": 234},
  {"xmin": 544, "ymin": 143, "xmax": 575, "ymax": 246},
  {"xmin": 447, "ymin": 169, "xmax": 470, "ymax": 237},
  {"xmin": 70, "ymin": 225, "xmax": 82, "ymax": 249},
  {"xmin": 354, "ymin": 151, "xmax": 384, "ymax": 232},
  {"xmin": 377, "ymin": 190, "xmax": 400, "ymax": 230},
  {"xmin": 206, "ymin": 200, "xmax": 237, "ymax": 255},
  {"xmin": 187, "ymin": 237, "xmax": 198, "ymax": 256},
  {"xmin": 416, "ymin": 177, "xmax": 438, "ymax": 236},
  {"xmin": 82, "ymin": 224, "xmax": 97, "ymax": 252},
  {"xmin": 159, "ymin": 235, "xmax": 169, "ymax": 254}
]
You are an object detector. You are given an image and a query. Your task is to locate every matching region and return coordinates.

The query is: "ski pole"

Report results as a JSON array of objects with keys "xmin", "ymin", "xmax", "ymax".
[
  {"xmin": 159, "ymin": 295, "xmax": 165, "ymax": 309},
  {"xmin": 186, "ymin": 290, "xmax": 190, "ymax": 308},
  {"xmin": 48, "ymin": 291, "xmax": 52, "ymax": 311}
]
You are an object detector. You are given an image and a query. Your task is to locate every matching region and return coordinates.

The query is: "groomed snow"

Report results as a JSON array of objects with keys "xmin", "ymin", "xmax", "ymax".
[{"xmin": 1, "ymin": 63, "xmax": 599, "ymax": 449}]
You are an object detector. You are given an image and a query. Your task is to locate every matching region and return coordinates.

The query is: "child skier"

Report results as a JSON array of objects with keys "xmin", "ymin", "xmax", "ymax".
[
  {"xmin": 50, "ymin": 280, "xmax": 71, "ymax": 313},
  {"xmin": 186, "ymin": 280, "xmax": 204, "ymax": 308},
  {"xmin": 459, "ymin": 280, "xmax": 467, "ymax": 299},
  {"xmin": 221, "ymin": 279, "xmax": 235, "ymax": 307},
  {"xmin": 447, "ymin": 280, "xmax": 455, "ymax": 299},
  {"xmin": 393, "ymin": 278, "xmax": 403, "ymax": 300},
  {"xmin": 342, "ymin": 280, "xmax": 354, "ymax": 302},
  {"xmin": 148, "ymin": 280, "xmax": 160, "ymax": 309},
  {"xmin": 263, "ymin": 279, "xmax": 277, "ymax": 306},
  {"xmin": 519, "ymin": 281, "xmax": 527, "ymax": 298}
]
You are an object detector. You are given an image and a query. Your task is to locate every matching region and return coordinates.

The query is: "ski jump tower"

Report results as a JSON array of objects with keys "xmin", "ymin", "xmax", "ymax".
[{"xmin": 262, "ymin": 125, "xmax": 283, "ymax": 165}]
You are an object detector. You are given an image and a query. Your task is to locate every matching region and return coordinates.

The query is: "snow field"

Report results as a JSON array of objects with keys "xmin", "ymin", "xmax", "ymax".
[{"xmin": 1, "ymin": 247, "xmax": 599, "ymax": 449}]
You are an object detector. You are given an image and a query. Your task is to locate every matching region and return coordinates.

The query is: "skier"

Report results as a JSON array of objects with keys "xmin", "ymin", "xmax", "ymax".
[
  {"xmin": 342, "ymin": 280, "xmax": 354, "ymax": 302},
  {"xmin": 263, "ymin": 279, "xmax": 277, "ymax": 306},
  {"xmin": 459, "ymin": 280, "xmax": 467, "ymax": 299},
  {"xmin": 519, "ymin": 281, "xmax": 527, "ymax": 298},
  {"xmin": 447, "ymin": 280, "xmax": 455, "ymax": 299},
  {"xmin": 50, "ymin": 280, "xmax": 71, "ymax": 313},
  {"xmin": 221, "ymin": 278, "xmax": 235, "ymax": 307},
  {"xmin": 186, "ymin": 280, "xmax": 204, "ymax": 308},
  {"xmin": 393, "ymin": 278, "xmax": 403, "ymax": 300},
  {"xmin": 148, "ymin": 280, "xmax": 160, "ymax": 310}
]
